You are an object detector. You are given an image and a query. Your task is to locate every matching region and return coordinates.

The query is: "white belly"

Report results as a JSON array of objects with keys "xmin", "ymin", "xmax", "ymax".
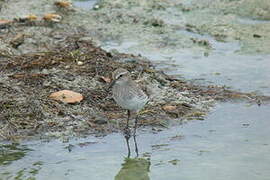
[{"xmin": 114, "ymin": 95, "xmax": 148, "ymax": 112}]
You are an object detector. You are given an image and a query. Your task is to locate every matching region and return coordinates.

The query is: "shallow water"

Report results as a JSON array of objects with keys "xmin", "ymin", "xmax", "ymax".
[
  {"xmin": 1, "ymin": 102, "xmax": 269, "ymax": 180},
  {"xmin": 73, "ymin": 0, "xmax": 97, "ymax": 10},
  {"xmin": 72, "ymin": 0, "xmax": 270, "ymax": 95},
  {"xmin": 102, "ymin": 31, "xmax": 270, "ymax": 96}
]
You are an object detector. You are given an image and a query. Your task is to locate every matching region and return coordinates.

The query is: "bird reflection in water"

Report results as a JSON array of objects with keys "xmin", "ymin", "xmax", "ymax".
[
  {"xmin": 115, "ymin": 135, "xmax": 151, "ymax": 180},
  {"xmin": 125, "ymin": 134, "xmax": 139, "ymax": 158}
]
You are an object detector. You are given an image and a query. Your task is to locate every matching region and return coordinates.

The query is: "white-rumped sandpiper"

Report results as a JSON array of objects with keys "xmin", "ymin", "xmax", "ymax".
[{"xmin": 110, "ymin": 68, "xmax": 148, "ymax": 137}]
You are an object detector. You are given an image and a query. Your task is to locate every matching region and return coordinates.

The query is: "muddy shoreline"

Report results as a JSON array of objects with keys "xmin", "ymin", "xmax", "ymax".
[
  {"xmin": 0, "ymin": 0, "xmax": 269, "ymax": 141},
  {"xmin": 0, "ymin": 34, "xmax": 211, "ymax": 140}
]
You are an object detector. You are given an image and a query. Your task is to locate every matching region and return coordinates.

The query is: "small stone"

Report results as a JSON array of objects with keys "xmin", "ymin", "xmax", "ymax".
[
  {"xmin": 77, "ymin": 61, "xmax": 83, "ymax": 66},
  {"xmin": 168, "ymin": 159, "xmax": 180, "ymax": 165},
  {"xmin": 43, "ymin": 13, "xmax": 62, "ymax": 23},
  {"xmin": 94, "ymin": 119, "xmax": 107, "ymax": 125},
  {"xmin": 93, "ymin": 4, "xmax": 100, "ymax": 10},
  {"xmin": 162, "ymin": 105, "xmax": 177, "ymax": 112},
  {"xmin": 49, "ymin": 90, "xmax": 83, "ymax": 104},
  {"xmin": 55, "ymin": 1, "xmax": 72, "ymax": 8},
  {"xmin": 253, "ymin": 34, "xmax": 261, "ymax": 38}
]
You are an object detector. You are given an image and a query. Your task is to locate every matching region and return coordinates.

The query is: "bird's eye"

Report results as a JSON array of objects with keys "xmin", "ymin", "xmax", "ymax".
[{"xmin": 117, "ymin": 74, "xmax": 124, "ymax": 79}]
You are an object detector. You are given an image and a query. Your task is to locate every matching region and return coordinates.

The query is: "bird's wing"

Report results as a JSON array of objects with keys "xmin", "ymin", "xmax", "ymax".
[{"xmin": 126, "ymin": 80, "xmax": 148, "ymax": 100}]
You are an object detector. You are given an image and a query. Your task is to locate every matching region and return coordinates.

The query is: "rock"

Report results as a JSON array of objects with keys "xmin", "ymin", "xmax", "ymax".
[
  {"xmin": 94, "ymin": 119, "xmax": 107, "ymax": 125},
  {"xmin": 253, "ymin": 34, "xmax": 261, "ymax": 38},
  {"xmin": 77, "ymin": 61, "xmax": 84, "ymax": 66},
  {"xmin": 162, "ymin": 105, "xmax": 177, "ymax": 112},
  {"xmin": 93, "ymin": 4, "xmax": 100, "ymax": 10},
  {"xmin": 49, "ymin": 90, "xmax": 83, "ymax": 103},
  {"xmin": 43, "ymin": 13, "xmax": 62, "ymax": 23},
  {"xmin": 55, "ymin": 1, "xmax": 72, "ymax": 8}
]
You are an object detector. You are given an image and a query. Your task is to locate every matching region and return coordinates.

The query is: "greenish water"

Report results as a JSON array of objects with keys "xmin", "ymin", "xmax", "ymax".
[
  {"xmin": 72, "ymin": 0, "xmax": 97, "ymax": 10},
  {"xmin": 101, "ymin": 31, "xmax": 270, "ymax": 96},
  {"xmin": 1, "ymin": 103, "xmax": 270, "ymax": 180}
]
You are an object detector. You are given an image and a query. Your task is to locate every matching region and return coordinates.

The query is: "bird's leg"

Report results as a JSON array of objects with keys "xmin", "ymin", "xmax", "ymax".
[
  {"xmin": 126, "ymin": 110, "xmax": 130, "ymax": 129},
  {"xmin": 124, "ymin": 110, "xmax": 131, "ymax": 138},
  {"xmin": 133, "ymin": 115, "xmax": 138, "ymax": 137},
  {"xmin": 133, "ymin": 134, "xmax": 139, "ymax": 157},
  {"xmin": 125, "ymin": 134, "xmax": 131, "ymax": 158}
]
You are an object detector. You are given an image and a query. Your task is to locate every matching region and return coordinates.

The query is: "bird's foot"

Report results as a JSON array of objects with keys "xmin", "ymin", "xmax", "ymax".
[
  {"xmin": 133, "ymin": 130, "xmax": 137, "ymax": 137},
  {"xmin": 123, "ymin": 126, "xmax": 131, "ymax": 139}
]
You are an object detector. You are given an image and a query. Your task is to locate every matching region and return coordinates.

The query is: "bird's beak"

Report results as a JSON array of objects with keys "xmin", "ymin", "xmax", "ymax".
[{"xmin": 108, "ymin": 79, "xmax": 116, "ymax": 89}]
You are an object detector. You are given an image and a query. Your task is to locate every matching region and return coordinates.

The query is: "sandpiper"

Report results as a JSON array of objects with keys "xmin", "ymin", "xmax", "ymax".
[{"xmin": 110, "ymin": 68, "xmax": 148, "ymax": 137}]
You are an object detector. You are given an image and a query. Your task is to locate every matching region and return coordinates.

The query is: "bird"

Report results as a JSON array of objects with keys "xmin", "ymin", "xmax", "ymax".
[{"xmin": 110, "ymin": 68, "xmax": 149, "ymax": 137}]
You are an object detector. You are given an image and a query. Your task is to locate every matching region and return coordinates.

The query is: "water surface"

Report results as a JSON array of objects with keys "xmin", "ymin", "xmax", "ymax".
[
  {"xmin": 1, "ymin": 103, "xmax": 269, "ymax": 180},
  {"xmin": 73, "ymin": 0, "xmax": 97, "ymax": 10}
]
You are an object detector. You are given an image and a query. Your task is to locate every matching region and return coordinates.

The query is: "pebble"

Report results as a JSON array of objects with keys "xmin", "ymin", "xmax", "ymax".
[
  {"xmin": 77, "ymin": 61, "xmax": 83, "ymax": 66},
  {"xmin": 93, "ymin": 4, "xmax": 100, "ymax": 10},
  {"xmin": 94, "ymin": 119, "xmax": 107, "ymax": 125}
]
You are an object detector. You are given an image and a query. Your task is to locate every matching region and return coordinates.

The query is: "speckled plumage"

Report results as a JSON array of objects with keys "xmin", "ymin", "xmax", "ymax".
[
  {"xmin": 112, "ymin": 68, "xmax": 148, "ymax": 112},
  {"xmin": 111, "ymin": 68, "xmax": 148, "ymax": 137}
]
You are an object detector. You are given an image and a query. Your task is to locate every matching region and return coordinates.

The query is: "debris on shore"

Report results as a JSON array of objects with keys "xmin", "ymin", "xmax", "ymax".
[
  {"xmin": 1, "ymin": 35, "xmax": 268, "ymax": 141},
  {"xmin": 0, "ymin": 0, "xmax": 269, "ymax": 141}
]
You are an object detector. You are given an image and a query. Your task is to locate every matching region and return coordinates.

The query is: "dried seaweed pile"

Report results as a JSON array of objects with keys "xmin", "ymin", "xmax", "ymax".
[{"xmin": 0, "ymin": 36, "xmax": 267, "ymax": 141}]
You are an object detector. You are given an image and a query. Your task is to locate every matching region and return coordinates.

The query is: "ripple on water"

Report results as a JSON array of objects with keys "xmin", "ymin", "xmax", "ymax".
[
  {"xmin": 1, "ymin": 103, "xmax": 270, "ymax": 180},
  {"xmin": 73, "ymin": 0, "xmax": 97, "ymax": 10}
]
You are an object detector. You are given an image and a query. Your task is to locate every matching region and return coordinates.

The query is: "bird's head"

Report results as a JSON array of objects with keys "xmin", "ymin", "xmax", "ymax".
[
  {"xmin": 112, "ymin": 68, "xmax": 130, "ymax": 81},
  {"xmin": 109, "ymin": 68, "xmax": 130, "ymax": 88}
]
